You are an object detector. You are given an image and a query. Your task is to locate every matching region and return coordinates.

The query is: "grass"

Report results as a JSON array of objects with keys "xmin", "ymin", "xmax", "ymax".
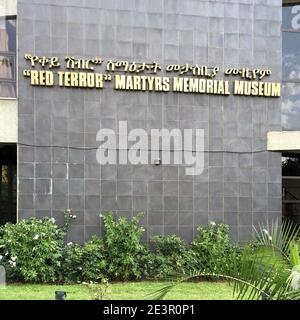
[{"xmin": 0, "ymin": 281, "xmax": 234, "ymax": 300}]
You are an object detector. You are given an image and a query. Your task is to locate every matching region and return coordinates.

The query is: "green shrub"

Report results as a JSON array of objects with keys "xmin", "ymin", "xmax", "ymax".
[
  {"xmin": 82, "ymin": 236, "xmax": 106, "ymax": 281},
  {"xmin": 0, "ymin": 217, "xmax": 66, "ymax": 283},
  {"xmin": 0, "ymin": 211, "xmax": 243, "ymax": 283},
  {"xmin": 191, "ymin": 221, "xmax": 232, "ymax": 272},
  {"xmin": 101, "ymin": 212, "xmax": 147, "ymax": 280},
  {"xmin": 61, "ymin": 242, "xmax": 83, "ymax": 282},
  {"xmin": 61, "ymin": 236, "xmax": 106, "ymax": 283},
  {"xmin": 152, "ymin": 234, "xmax": 187, "ymax": 256},
  {"xmin": 146, "ymin": 235, "xmax": 190, "ymax": 278}
]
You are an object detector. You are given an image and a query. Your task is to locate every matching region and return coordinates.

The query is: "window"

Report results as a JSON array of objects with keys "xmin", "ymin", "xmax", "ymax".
[
  {"xmin": 0, "ymin": 145, "xmax": 17, "ymax": 225},
  {"xmin": 282, "ymin": 153, "xmax": 300, "ymax": 225},
  {"xmin": 0, "ymin": 15, "xmax": 16, "ymax": 98},
  {"xmin": 283, "ymin": 32, "xmax": 300, "ymax": 82},
  {"xmin": 282, "ymin": 153, "xmax": 300, "ymax": 176},
  {"xmin": 282, "ymin": 83, "xmax": 300, "ymax": 130},
  {"xmin": 282, "ymin": 2, "xmax": 300, "ymax": 130},
  {"xmin": 283, "ymin": 2, "xmax": 300, "ymax": 30}
]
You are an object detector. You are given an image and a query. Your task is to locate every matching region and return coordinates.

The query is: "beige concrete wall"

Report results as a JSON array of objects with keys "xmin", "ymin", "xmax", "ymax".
[
  {"xmin": 0, "ymin": 0, "xmax": 17, "ymax": 143},
  {"xmin": 0, "ymin": 0, "xmax": 17, "ymax": 16},
  {"xmin": 268, "ymin": 131, "xmax": 300, "ymax": 151},
  {"xmin": 0, "ymin": 100, "xmax": 18, "ymax": 142}
]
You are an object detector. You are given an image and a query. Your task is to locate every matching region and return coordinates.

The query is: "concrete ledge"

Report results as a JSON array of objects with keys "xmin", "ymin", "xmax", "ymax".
[
  {"xmin": 0, "ymin": 100, "xmax": 18, "ymax": 143},
  {"xmin": 268, "ymin": 131, "xmax": 300, "ymax": 151},
  {"xmin": 0, "ymin": 0, "xmax": 17, "ymax": 16}
]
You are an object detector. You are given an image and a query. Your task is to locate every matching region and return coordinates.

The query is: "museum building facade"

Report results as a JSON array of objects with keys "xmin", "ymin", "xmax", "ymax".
[{"xmin": 0, "ymin": 0, "xmax": 299, "ymax": 243}]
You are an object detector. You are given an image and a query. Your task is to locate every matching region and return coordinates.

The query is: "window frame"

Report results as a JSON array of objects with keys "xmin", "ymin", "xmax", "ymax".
[
  {"xmin": 282, "ymin": 2, "xmax": 300, "ymax": 32},
  {"xmin": 282, "ymin": 2, "xmax": 300, "ymax": 130},
  {"xmin": 282, "ymin": 153, "xmax": 300, "ymax": 205},
  {"xmin": 283, "ymin": 3, "xmax": 300, "ymax": 83},
  {"xmin": 0, "ymin": 15, "xmax": 17, "ymax": 100}
]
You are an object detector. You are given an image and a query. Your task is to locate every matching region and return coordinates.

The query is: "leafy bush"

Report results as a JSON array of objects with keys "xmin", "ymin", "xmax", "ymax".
[
  {"xmin": 0, "ymin": 211, "xmax": 242, "ymax": 283},
  {"xmin": 0, "ymin": 217, "xmax": 65, "ymax": 283},
  {"xmin": 191, "ymin": 221, "xmax": 233, "ymax": 272},
  {"xmin": 152, "ymin": 234, "xmax": 187, "ymax": 256},
  {"xmin": 151, "ymin": 220, "xmax": 300, "ymax": 300},
  {"xmin": 101, "ymin": 212, "xmax": 147, "ymax": 280},
  {"xmin": 146, "ymin": 235, "xmax": 191, "ymax": 278},
  {"xmin": 61, "ymin": 242, "xmax": 83, "ymax": 282},
  {"xmin": 81, "ymin": 237, "xmax": 106, "ymax": 281},
  {"xmin": 61, "ymin": 236, "xmax": 106, "ymax": 283}
]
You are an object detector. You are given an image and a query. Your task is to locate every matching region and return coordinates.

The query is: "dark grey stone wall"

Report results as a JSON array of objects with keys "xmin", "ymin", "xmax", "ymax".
[{"xmin": 17, "ymin": 0, "xmax": 282, "ymax": 243}]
